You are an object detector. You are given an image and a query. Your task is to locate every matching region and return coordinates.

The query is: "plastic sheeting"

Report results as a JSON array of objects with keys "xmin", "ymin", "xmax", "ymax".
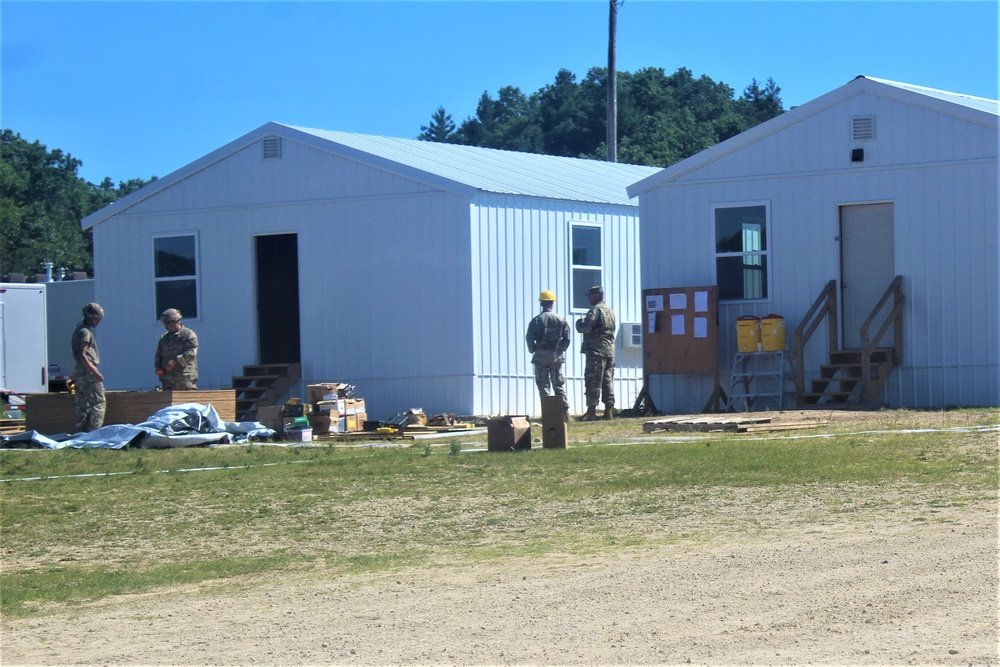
[{"xmin": 2, "ymin": 403, "xmax": 275, "ymax": 450}]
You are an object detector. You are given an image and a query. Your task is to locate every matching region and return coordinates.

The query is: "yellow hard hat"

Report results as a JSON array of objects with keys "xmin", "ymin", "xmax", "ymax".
[{"xmin": 538, "ymin": 289, "xmax": 556, "ymax": 302}]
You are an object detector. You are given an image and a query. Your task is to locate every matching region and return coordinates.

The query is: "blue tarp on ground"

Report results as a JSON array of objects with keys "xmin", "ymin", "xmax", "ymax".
[{"xmin": 2, "ymin": 403, "xmax": 275, "ymax": 449}]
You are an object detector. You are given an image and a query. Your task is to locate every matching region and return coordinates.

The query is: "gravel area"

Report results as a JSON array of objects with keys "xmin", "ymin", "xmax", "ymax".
[{"xmin": 3, "ymin": 410, "xmax": 997, "ymax": 666}]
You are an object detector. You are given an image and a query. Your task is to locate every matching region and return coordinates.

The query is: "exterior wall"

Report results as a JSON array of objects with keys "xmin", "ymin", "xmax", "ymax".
[
  {"xmin": 471, "ymin": 193, "xmax": 643, "ymax": 416},
  {"xmin": 92, "ymin": 138, "xmax": 475, "ymax": 419},
  {"xmin": 44, "ymin": 279, "xmax": 95, "ymax": 379},
  {"xmin": 640, "ymin": 94, "xmax": 999, "ymax": 412}
]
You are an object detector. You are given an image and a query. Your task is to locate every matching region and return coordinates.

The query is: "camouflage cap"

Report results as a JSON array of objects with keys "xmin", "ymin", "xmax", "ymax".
[
  {"xmin": 82, "ymin": 302, "xmax": 104, "ymax": 318},
  {"xmin": 587, "ymin": 286, "xmax": 604, "ymax": 295},
  {"xmin": 160, "ymin": 308, "xmax": 182, "ymax": 323}
]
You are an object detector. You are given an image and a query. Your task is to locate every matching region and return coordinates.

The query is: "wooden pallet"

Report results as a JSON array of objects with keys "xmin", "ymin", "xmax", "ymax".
[
  {"xmin": 643, "ymin": 413, "xmax": 827, "ymax": 434},
  {"xmin": 1, "ymin": 418, "xmax": 26, "ymax": 436}
]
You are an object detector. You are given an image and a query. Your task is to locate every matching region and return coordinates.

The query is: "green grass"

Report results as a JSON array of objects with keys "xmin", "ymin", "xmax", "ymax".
[{"xmin": 1, "ymin": 410, "xmax": 997, "ymax": 618}]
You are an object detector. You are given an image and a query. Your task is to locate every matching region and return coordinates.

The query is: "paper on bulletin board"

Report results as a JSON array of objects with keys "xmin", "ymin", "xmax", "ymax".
[
  {"xmin": 693, "ymin": 316, "xmax": 708, "ymax": 338},
  {"xmin": 669, "ymin": 293, "xmax": 687, "ymax": 310},
  {"xmin": 647, "ymin": 312, "xmax": 657, "ymax": 333},
  {"xmin": 671, "ymin": 314, "xmax": 685, "ymax": 335},
  {"xmin": 694, "ymin": 291, "xmax": 709, "ymax": 313},
  {"xmin": 645, "ymin": 294, "xmax": 664, "ymax": 312}
]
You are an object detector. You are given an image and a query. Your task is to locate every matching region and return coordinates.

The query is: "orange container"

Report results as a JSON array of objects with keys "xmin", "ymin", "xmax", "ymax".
[{"xmin": 736, "ymin": 316, "xmax": 761, "ymax": 353}]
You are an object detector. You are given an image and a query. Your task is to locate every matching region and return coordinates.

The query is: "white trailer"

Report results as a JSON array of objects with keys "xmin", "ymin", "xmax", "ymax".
[{"xmin": 0, "ymin": 284, "xmax": 49, "ymax": 395}]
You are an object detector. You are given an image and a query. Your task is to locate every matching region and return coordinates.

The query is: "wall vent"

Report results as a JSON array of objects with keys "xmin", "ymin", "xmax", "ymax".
[
  {"xmin": 851, "ymin": 116, "xmax": 875, "ymax": 141},
  {"xmin": 623, "ymin": 323, "xmax": 643, "ymax": 348},
  {"xmin": 262, "ymin": 136, "xmax": 282, "ymax": 159}
]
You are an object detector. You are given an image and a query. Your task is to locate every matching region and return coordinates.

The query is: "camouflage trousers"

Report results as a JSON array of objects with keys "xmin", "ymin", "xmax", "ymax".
[
  {"xmin": 73, "ymin": 372, "xmax": 106, "ymax": 432},
  {"xmin": 584, "ymin": 354, "xmax": 615, "ymax": 408},
  {"xmin": 161, "ymin": 377, "xmax": 197, "ymax": 390},
  {"xmin": 534, "ymin": 362, "xmax": 568, "ymax": 413}
]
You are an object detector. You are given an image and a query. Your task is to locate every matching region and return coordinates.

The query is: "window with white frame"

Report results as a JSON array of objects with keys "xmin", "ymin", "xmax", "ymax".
[
  {"xmin": 153, "ymin": 234, "xmax": 199, "ymax": 319},
  {"xmin": 571, "ymin": 224, "xmax": 602, "ymax": 310},
  {"xmin": 713, "ymin": 203, "xmax": 770, "ymax": 301}
]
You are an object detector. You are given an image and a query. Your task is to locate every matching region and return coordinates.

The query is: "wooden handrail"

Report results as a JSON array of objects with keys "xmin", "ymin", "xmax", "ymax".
[
  {"xmin": 792, "ymin": 280, "xmax": 838, "ymax": 404},
  {"xmin": 860, "ymin": 276, "xmax": 904, "ymax": 403}
]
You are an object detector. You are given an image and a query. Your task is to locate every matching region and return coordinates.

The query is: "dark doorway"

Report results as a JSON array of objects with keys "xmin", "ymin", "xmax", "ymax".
[{"xmin": 255, "ymin": 234, "xmax": 301, "ymax": 364}]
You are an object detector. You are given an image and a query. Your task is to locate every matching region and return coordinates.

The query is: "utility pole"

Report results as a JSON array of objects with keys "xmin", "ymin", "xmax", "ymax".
[{"xmin": 607, "ymin": 0, "xmax": 620, "ymax": 162}]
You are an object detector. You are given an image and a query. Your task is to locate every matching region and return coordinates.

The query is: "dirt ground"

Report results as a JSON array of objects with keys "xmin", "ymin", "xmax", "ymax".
[{"xmin": 3, "ymin": 411, "xmax": 998, "ymax": 667}]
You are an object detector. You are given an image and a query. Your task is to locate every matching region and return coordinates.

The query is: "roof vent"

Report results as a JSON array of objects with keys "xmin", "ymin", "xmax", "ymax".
[
  {"xmin": 262, "ymin": 136, "xmax": 282, "ymax": 159},
  {"xmin": 851, "ymin": 116, "xmax": 875, "ymax": 141}
]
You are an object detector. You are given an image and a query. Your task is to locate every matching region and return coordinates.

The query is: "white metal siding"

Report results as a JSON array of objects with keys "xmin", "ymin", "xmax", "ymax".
[
  {"xmin": 89, "ymin": 130, "xmax": 653, "ymax": 420},
  {"xmin": 470, "ymin": 194, "xmax": 643, "ymax": 416},
  {"xmin": 640, "ymin": 91, "xmax": 999, "ymax": 412},
  {"xmin": 93, "ymin": 142, "xmax": 474, "ymax": 420}
]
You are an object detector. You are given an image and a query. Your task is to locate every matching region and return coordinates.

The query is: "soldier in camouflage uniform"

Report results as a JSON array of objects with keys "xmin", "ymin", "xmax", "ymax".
[
  {"xmin": 71, "ymin": 303, "xmax": 106, "ymax": 432},
  {"xmin": 154, "ymin": 309, "xmax": 199, "ymax": 390},
  {"xmin": 575, "ymin": 286, "xmax": 617, "ymax": 420},
  {"xmin": 525, "ymin": 290, "xmax": 572, "ymax": 415}
]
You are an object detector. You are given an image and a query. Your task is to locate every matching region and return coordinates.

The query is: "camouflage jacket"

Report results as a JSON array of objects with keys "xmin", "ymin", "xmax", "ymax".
[
  {"xmin": 525, "ymin": 310, "xmax": 571, "ymax": 364},
  {"xmin": 71, "ymin": 321, "xmax": 100, "ymax": 375},
  {"xmin": 575, "ymin": 301, "xmax": 616, "ymax": 357},
  {"xmin": 154, "ymin": 326, "xmax": 199, "ymax": 384}
]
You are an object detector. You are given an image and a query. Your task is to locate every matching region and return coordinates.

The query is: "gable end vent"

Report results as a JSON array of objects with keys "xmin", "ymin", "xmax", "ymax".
[
  {"xmin": 262, "ymin": 136, "xmax": 282, "ymax": 159},
  {"xmin": 851, "ymin": 116, "xmax": 875, "ymax": 141}
]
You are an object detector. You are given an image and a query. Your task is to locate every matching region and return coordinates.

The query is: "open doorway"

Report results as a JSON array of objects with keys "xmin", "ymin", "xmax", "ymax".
[{"xmin": 254, "ymin": 234, "xmax": 301, "ymax": 364}]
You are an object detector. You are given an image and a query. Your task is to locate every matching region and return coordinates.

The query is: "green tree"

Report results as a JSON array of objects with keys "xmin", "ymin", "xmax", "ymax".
[
  {"xmin": 738, "ymin": 77, "xmax": 784, "ymax": 127},
  {"xmin": 0, "ymin": 129, "xmax": 157, "ymax": 278},
  {"xmin": 1, "ymin": 130, "xmax": 93, "ymax": 277},
  {"xmin": 418, "ymin": 106, "xmax": 457, "ymax": 142},
  {"xmin": 455, "ymin": 87, "xmax": 544, "ymax": 152},
  {"xmin": 424, "ymin": 66, "xmax": 785, "ymax": 168}
]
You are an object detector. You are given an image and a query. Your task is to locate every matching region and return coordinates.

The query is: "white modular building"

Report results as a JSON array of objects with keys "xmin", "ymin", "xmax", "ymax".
[
  {"xmin": 628, "ymin": 76, "xmax": 999, "ymax": 412},
  {"xmin": 81, "ymin": 123, "xmax": 660, "ymax": 418}
]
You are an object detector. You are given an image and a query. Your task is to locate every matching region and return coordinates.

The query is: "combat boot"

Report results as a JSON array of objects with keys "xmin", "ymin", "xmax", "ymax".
[
  {"xmin": 603, "ymin": 404, "xmax": 615, "ymax": 420},
  {"xmin": 582, "ymin": 406, "xmax": 598, "ymax": 421}
]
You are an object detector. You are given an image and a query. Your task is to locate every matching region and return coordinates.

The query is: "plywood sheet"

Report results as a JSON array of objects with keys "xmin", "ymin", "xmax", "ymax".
[
  {"xmin": 25, "ymin": 390, "xmax": 237, "ymax": 435},
  {"xmin": 642, "ymin": 286, "xmax": 718, "ymax": 375}
]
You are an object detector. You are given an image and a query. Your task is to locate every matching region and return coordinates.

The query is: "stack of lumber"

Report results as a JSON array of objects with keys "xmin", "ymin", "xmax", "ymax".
[
  {"xmin": 314, "ymin": 422, "xmax": 480, "ymax": 442},
  {"xmin": 24, "ymin": 390, "xmax": 237, "ymax": 435},
  {"xmin": 1, "ymin": 418, "xmax": 26, "ymax": 436},
  {"xmin": 643, "ymin": 413, "xmax": 827, "ymax": 434}
]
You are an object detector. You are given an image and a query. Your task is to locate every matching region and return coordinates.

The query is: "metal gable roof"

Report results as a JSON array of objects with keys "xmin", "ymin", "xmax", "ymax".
[
  {"xmin": 627, "ymin": 76, "xmax": 1000, "ymax": 197},
  {"xmin": 861, "ymin": 76, "xmax": 1000, "ymax": 116},
  {"xmin": 82, "ymin": 123, "xmax": 662, "ymax": 229},
  {"xmin": 282, "ymin": 124, "xmax": 660, "ymax": 206}
]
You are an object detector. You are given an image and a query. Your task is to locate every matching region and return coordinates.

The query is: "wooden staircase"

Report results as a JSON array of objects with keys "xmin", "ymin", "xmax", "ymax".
[
  {"xmin": 801, "ymin": 348, "xmax": 897, "ymax": 405},
  {"xmin": 232, "ymin": 363, "xmax": 301, "ymax": 421},
  {"xmin": 794, "ymin": 277, "xmax": 904, "ymax": 407}
]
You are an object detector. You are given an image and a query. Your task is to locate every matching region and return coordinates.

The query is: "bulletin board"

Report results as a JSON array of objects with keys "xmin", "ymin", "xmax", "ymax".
[{"xmin": 642, "ymin": 286, "xmax": 719, "ymax": 376}]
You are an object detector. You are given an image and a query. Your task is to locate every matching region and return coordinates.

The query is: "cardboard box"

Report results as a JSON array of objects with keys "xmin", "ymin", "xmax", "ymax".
[
  {"xmin": 307, "ymin": 383, "xmax": 353, "ymax": 404},
  {"xmin": 313, "ymin": 400, "xmax": 340, "ymax": 416},
  {"xmin": 343, "ymin": 398, "xmax": 366, "ymax": 415},
  {"xmin": 308, "ymin": 414, "xmax": 334, "ymax": 435},
  {"xmin": 485, "ymin": 415, "xmax": 532, "ymax": 452},
  {"xmin": 540, "ymin": 395, "xmax": 568, "ymax": 449},
  {"xmin": 256, "ymin": 405, "xmax": 284, "ymax": 431}
]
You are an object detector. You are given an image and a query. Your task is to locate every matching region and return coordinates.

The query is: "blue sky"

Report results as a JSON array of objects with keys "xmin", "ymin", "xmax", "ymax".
[{"xmin": 2, "ymin": 1, "xmax": 997, "ymax": 185}]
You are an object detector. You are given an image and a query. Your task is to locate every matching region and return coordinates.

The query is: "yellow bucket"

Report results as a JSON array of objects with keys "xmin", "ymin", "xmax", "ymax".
[
  {"xmin": 736, "ymin": 316, "xmax": 761, "ymax": 353},
  {"xmin": 760, "ymin": 314, "xmax": 786, "ymax": 351}
]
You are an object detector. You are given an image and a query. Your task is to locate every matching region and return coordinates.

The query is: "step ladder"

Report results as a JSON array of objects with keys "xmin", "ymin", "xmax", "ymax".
[{"xmin": 726, "ymin": 351, "xmax": 795, "ymax": 412}]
